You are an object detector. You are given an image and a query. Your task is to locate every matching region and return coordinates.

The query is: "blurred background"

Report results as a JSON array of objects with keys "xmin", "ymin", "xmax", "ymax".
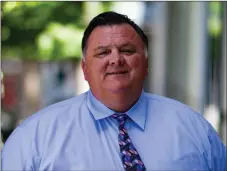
[{"xmin": 1, "ymin": 1, "xmax": 226, "ymax": 147}]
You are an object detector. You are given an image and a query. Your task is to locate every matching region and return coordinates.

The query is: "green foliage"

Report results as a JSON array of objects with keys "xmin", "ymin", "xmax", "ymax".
[
  {"xmin": 1, "ymin": 1, "xmax": 113, "ymax": 61},
  {"xmin": 208, "ymin": 2, "xmax": 223, "ymax": 37}
]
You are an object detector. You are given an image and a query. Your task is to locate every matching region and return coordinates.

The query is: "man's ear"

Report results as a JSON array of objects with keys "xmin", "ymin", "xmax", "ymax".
[
  {"xmin": 145, "ymin": 57, "xmax": 148, "ymax": 77},
  {"xmin": 81, "ymin": 59, "xmax": 88, "ymax": 81}
]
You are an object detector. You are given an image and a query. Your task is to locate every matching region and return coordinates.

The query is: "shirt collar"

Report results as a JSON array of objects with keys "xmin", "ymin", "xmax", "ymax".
[{"xmin": 86, "ymin": 89, "xmax": 148, "ymax": 130}]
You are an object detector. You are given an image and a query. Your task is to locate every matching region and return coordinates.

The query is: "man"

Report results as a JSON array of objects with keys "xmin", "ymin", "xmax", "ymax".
[{"xmin": 1, "ymin": 11, "xmax": 226, "ymax": 171}]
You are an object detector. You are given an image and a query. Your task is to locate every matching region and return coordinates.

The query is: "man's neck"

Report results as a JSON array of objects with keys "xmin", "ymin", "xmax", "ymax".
[{"xmin": 93, "ymin": 88, "xmax": 142, "ymax": 113}]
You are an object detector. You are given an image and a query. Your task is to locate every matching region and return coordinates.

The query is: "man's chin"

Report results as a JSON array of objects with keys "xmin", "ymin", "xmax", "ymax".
[{"xmin": 105, "ymin": 85, "xmax": 130, "ymax": 94}]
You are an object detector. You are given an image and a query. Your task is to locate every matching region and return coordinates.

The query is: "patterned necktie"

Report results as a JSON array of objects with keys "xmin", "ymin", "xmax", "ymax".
[{"xmin": 112, "ymin": 114, "xmax": 146, "ymax": 171}]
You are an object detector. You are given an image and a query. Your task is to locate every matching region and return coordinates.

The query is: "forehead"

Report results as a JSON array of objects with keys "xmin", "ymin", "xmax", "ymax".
[{"xmin": 86, "ymin": 24, "xmax": 144, "ymax": 50}]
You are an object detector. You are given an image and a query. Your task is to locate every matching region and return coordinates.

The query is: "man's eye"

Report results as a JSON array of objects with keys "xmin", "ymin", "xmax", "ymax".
[
  {"xmin": 120, "ymin": 49, "xmax": 134, "ymax": 54},
  {"xmin": 97, "ymin": 51, "xmax": 110, "ymax": 56}
]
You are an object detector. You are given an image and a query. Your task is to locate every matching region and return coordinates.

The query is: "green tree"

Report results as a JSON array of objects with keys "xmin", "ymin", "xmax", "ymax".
[{"xmin": 1, "ymin": 1, "xmax": 113, "ymax": 61}]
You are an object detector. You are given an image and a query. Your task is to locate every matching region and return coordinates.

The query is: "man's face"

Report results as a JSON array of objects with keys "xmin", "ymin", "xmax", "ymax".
[{"xmin": 82, "ymin": 24, "xmax": 148, "ymax": 94}]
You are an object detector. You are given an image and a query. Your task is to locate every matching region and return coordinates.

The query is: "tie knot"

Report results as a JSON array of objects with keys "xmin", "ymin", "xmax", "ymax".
[{"xmin": 112, "ymin": 113, "xmax": 128, "ymax": 126}]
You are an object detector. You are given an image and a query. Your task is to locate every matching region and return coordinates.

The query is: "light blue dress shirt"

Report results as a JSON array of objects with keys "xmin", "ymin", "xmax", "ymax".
[{"xmin": 1, "ymin": 90, "xmax": 226, "ymax": 170}]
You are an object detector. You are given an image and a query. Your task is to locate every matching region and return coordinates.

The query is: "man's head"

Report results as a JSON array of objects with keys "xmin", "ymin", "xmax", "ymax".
[
  {"xmin": 82, "ymin": 11, "xmax": 149, "ymax": 59},
  {"xmin": 81, "ymin": 11, "xmax": 149, "ymax": 109}
]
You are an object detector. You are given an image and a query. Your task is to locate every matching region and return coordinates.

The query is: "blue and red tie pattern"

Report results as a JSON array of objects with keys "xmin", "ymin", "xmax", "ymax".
[{"xmin": 112, "ymin": 114, "xmax": 146, "ymax": 171}]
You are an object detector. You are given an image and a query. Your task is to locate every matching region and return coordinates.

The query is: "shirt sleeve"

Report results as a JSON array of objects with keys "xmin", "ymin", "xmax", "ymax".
[
  {"xmin": 207, "ymin": 123, "xmax": 227, "ymax": 171},
  {"xmin": 1, "ymin": 126, "xmax": 36, "ymax": 171}
]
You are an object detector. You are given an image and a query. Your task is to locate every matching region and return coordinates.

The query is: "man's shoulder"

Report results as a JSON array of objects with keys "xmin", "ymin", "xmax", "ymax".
[
  {"xmin": 143, "ymin": 92, "xmax": 206, "ymax": 123},
  {"xmin": 18, "ymin": 91, "xmax": 89, "ymax": 129},
  {"xmin": 144, "ymin": 92, "xmax": 193, "ymax": 111},
  {"xmin": 143, "ymin": 92, "xmax": 213, "ymax": 143},
  {"xmin": 3, "ymin": 91, "xmax": 89, "ymax": 151}
]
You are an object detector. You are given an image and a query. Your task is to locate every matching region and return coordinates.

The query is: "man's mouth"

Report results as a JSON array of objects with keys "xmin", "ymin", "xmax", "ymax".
[{"xmin": 107, "ymin": 71, "xmax": 128, "ymax": 75}]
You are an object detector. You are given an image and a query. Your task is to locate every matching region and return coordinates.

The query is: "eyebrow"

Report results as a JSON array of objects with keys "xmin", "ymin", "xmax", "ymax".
[
  {"xmin": 93, "ymin": 45, "xmax": 111, "ymax": 52},
  {"xmin": 119, "ymin": 43, "xmax": 136, "ymax": 49},
  {"xmin": 93, "ymin": 43, "xmax": 135, "ymax": 52}
]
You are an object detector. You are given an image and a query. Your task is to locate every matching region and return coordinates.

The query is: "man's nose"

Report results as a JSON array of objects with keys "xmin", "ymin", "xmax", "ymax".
[{"xmin": 109, "ymin": 50, "xmax": 125, "ymax": 66}]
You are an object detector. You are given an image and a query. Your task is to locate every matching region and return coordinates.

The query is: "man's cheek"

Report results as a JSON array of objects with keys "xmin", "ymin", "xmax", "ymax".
[{"xmin": 130, "ymin": 59, "xmax": 140, "ymax": 68}]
